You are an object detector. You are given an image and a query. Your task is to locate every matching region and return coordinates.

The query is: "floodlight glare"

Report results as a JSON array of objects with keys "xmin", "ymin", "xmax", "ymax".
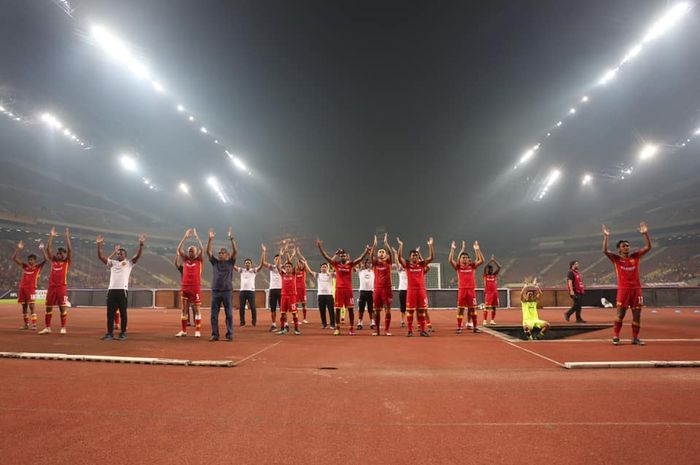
[
  {"xmin": 178, "ymin": 182, "xmax": 190, "ymax": 194},
  {"xmin": 621, "ymin": 44, "xmax": 643, "ymax": 64},
  {"xmin": 0, "ymin": 105, "xmax": 5, "ymax": 112},
  {"xmin": 151, "ymin": 81, "xmax": 164, "ymax": 92},
  {"xmin": 533, "ymin": 143, "xmax": 540, "ymax": 151},
  {"xmin": 91, "ymin": 24, "xmax": 151, "ymax": 80},
  {"xmin": 643, "ymin": 2, "xmax": 691, "ymax": 43},
  {"xmin": 556, "ymin": 121, "xmax": 563, "ymax": 127},
  {"xmin": 581, "ymin": 96, "xmax": 589, "ymax": 103},
  {"xmin": 119, "ymin": 154, "xmax": 138, "ymax": 171},
  {"xmin": 188, "ymin": 116, "xmax": 194, "ymax": 121},
  {"xmin": 569, "ymin": 108, "xmax": 576, "ymax": 114},
  {"xmin": 582, "ymin": 173, "xmax": 593, "ymax": 186},
  {"xmin": 599, "ymin": 68, "xmax": 618, "ymax": 85},
  {"xmin": 694, "ymin": 127, "xmax": 700, "ymax": 135},
  {"xmin": 519, "ymin": 149, "xmax": 534, "ymax": 164},
  {"xmin": 639, "ymin": 144, "xmax": 658, "ymax": 160},
  {"xmin": 546, "ymin": 169, "xmax": 561, "ymax": 186},
  {"xmin": 233, "ymin": 157, "xmax": 247, "ymax": 171},
  {"xmin": 200, "ymin": 127, "xmax": 208, "ymax": 134}
]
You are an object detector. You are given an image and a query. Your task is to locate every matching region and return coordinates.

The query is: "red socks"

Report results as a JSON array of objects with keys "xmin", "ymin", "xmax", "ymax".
[
  {"xmin": 181, "ymin": 317, "xmax": 187, "ymax": 332},
  {"xmin": 457, "ymin": 312, "xmax": 463, "ymax": 328},
  {"xmin": 60, "ymin": 311, "xmax": 67, "ymax": 328},
  {"xmin": 292, "ymin": 313, "xmax": 299, "ymax": 330},
  {"xmin": 23, "ymin": 314, "xmax": 29, "ymax": 325},
  {"xmin": 483, "ymin": 309, "xmax": 488, "ymax": 322},
  {"xmin": 418, "ymin": 314, "xmax": 426, "ymax": 332},
  {"xmin": 302, "ymin": 308, "xmax": 307, "ymax": 319},
  {"xmin": 471, "ymin": 311, "xmax": 478, "ymax": 327},
  {"xmin": 45, "ymin": 312, "xmax": 52, "ymax": 327},
  {"xmin": 195, "ymin": 316, "xmax": 201, "ymax": 331},
  {"xmin": 407, "ymin": 312, "xmax": 414, "ymax": 332},
  {"xmin": 384, "ymin": 313, "xmax": 391, "ymax": 332},
  {"xmin": 613, "ymin": 320, "xmax": 622, "ymax": 337}
]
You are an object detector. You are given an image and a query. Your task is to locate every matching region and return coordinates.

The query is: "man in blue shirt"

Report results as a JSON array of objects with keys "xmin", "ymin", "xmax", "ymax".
[{"xmin": 206, "ymin": 228, "xmax": 237, "ymax": 341}]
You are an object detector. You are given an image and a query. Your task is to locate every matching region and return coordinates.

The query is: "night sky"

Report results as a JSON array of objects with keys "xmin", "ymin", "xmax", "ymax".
[{"xmin": 1, "ymin": 0, "xmax": 698, "ymax": 257}]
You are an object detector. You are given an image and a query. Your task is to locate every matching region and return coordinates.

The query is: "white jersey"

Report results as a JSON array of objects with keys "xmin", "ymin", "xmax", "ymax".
[
  {"xmin": 107, "ymin": 259, "xmax": 135, "ymax": 290},
  {"xmin": 398, "ymin": 269, "xmax": 408, "ymax": 291},
  {"xmin": 317, "ymin": 272, "xmax": 333, "ymax": 295},
  {"xmin": 267, "ymin": 265, "xmax": 281, "ymax": 289},
  {"xmin": 358, "ymin": 269, "xmax": 374, "ymax": 291},
  {"xmin": 239, "ymin": 268, "xmax": 256, "ymax": 291}
]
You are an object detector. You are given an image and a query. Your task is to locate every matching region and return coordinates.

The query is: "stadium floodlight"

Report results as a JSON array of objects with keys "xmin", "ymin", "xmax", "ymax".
[
  {"xmin": 582, "ymin": 173, "xmax": 593, "ymax": 186},
  {"xmin": 621, "ymin": 44, "xmax": 643, "ymax": 64},
  {"xmin": 91, "ymin": 24, "xmax": 151, "ymax": 80},
  {"xmin": 119, "ymin": 154, "xmax": 138, "ymax": 171},
  {"xmin": 556, "ymin": 121, "xmax": 563, "ymax": 127},
  {"xmin": 143, "ymin": 178, "xmax": 150, "ymax": 185},
  {"xmin": 533, "ymin": 143, "xmax": 540, "ymax": 151},
  {"xmin": 639, "ymin": 144, "xmax": 658, "ymax": 161},
  {"xmin": 151, "ymin": 81, "xmax": 164, "ymax": 93},
  {"xmin": 177, "ymin": 104, "xmax": 185, "ymax": 112},
  {"xmin": 546, "ymin": 132, "xmax": 551, "ymax": 137},
  {"xmin": 546, "ymin": 169, "xmax": 561, "ymax": 186},
  {"xmin": 188, "ymin": 116, "xmax": 194, "ymax": 121},
  {"xmin": 178, "ymin": 182, "xmax": 190, "ymax": 194},
  {"xmin": 581, "ymin": 96, "xmax": 589, "ymax": 103},
  {"xmin": 643, "ymin": 2, "xmax": 691, "ymax": 43},
  {"xmin": 569, "ymin": 108, "xmax": 576, "ymax": 114},
  {"xmin": 519, "ymin": 149, "xmax": 535, "ymax": 164},
  {"xmin": 694, "ymin": 127, "xmax": 700, "ymax": 135},
  {"xmin": 200, "ymin": 126, "xmax": 208, "ymax": 134},
  {"xmin": 206, "ymin": 176, "xmax": 228, "ymax": 203},
  {"xmin": 214, "ymin": 139, "xmax": 219, "ymax": 144},
  {"xmin": 0, "ymin": 105, "xmax": 5, "ymax": 112},
  {"xmin": 599, "ymin": 68, "xmax": 618, "ymax": 85},
  {"xmin": 232, "ymin": 157, "xmax": 247, "ymax": 171}
]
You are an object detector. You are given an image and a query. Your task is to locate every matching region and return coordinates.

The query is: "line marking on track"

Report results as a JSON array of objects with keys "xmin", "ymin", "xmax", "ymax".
[
  {"xmin": 0, "ymin": 351, "xmax": 234, "ymax": 367},
  {"xmin": 564, "ymin": 360, "xmax": 700, "ymax": 369},
  {"xmin": 512, "ymin": 338, "xmax": 700, "ymax": 343},
  {"xmin": 235, "ymin": 341, "xmax": 283, "ymax": 366},
  {"xmin": 501, "ymin": 340, "xmax": 566, "ymax": 368}
]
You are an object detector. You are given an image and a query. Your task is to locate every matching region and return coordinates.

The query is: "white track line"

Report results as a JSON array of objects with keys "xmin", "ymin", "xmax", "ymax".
[
  {"xmin": 235, "ymin": 341, "xmax": 283, "ymax": 366},
  {"xmin": 511, "ymin": 338, "xmax": 700, "ymax": 343},
  {"xmin": 501, "ymin": 339, "xmax": 566, "ymax": 368}
]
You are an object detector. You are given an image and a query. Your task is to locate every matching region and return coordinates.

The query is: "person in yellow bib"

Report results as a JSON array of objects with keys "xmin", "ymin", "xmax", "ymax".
[{"xmin": 520, "ymin": 280, "xmax": 549, "ymax": 340}]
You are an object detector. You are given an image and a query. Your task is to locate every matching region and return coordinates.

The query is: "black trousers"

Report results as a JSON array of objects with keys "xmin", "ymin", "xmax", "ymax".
[
  {"xmin": 318, "ymin": 294, "xmax": 335, "ymax": 327},
  {"xmin": 107, "ymin": 289, "xmax": 128, "ymax": 335},
  {"xmin": 239, "ymin": 290, "xmax": 256, "ymax": 326},
  {"xmin": 399, "ymin": 290, "xmax": 407, "ymax": 313},
  {"xmin": 268, "ymin": 288, "xmax": 281, "ymax": 311},
  {"xmin": 358, "ymin": 290, "xmax": 373, "ymax": 318},
  {"xmin": 565, "ymin": 293, "xmax": 583, "ymax": 321}
]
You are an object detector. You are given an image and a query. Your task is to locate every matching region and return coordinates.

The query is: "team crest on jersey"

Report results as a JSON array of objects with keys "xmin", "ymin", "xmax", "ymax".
[{"xmin": 121, "ymin": 261, "xmax": 127, "ymax": 266}]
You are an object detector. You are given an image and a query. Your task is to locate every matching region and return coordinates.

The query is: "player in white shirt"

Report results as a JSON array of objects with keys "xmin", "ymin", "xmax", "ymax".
[
  {"xmin": 356, "ymin": 259, "xmax": 374, "ymax": 330},
  {"xmin": 393, "ymin": 247, "xmax": 408, "ymax": 328},
  {"xmin": 262, "ymin": 250, "xmax": 283, "ymax": 332},
  {"xmin": 96, "ymin": 234, "xmax": 146, "ymax": 340},
  {"xmin": 234, "ymin": 245, "xmax": 265, "ymax": 327},
  {"xmin": 307, "ymin": 262, "xmax": 335, "ymax": 329}
]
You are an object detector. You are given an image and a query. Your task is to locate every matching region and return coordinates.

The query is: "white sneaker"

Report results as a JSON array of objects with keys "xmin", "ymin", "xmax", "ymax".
[
  {"xmin": 38, "ymin": 327, "xmax": 51, "ymax": 335},
  {"xmin": 60, "ymin": 328, "xmax": 67, "ymax": 334},
  {"xmin": 370, "ymin": 321, "xmax": 376, "ymax": 329},
  {"xmin": 302, "ymin": 319, "xmax": 309, "ymax": 324},
  {"xmin": 466, "ymin": 323, "xmax": 474, "ymax": 330},
  {"xmin": 175, "ymin": 330, "xmax": 187, "ymax": 337},
  {"xmin": 194, "ymin": 331, "xmax": 201, "ymax": 338},
  {"xmin": 490, "ymin": 320, "xmax": 496, "ymax": 325}
]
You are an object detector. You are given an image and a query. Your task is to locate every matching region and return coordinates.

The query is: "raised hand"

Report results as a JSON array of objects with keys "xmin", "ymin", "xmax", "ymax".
[
  {"xmin": 65, "ymin": 227, "xmax": 70, "ymax": 236},
  {"xmin": 38, "ymin": 242, "xmax": 45, "ymax": 250},
  {"xmin": 17, "ymin": 240, "xmax": 24, "ymax": 249},
  {"xmin": 208, "ymin": 228, "xmax": 215, "ymax": 239},
  {"xmin": 601, "ymin": 224, "xmax": 609, "ymax": 236},
  {"xmin": 185, "ymin": 228, "xmax": 193, "ymax": 238},
  {"xmin": 193, "ymin": 228, "xmax": 199, "ymax": 238},
  {"xmin": 96, "ymin": 235, "xmax": 104, "ymax": 244},
  {"xmin": 138, "ymin": 234, "xmax": 147, "ymax": 245},
  {"xmin": 461, "ymin": 240, "xmax": 466, "ymax": 249},
  {"xmin": 114, "ymin": 244, "xmax": 121, "ymax": 252},
  {"xmin": 639, "ymin": 222, "xmax": 648, "ymax": 234},
  {"xmin": 261, "ymin": 243, "xmax": 267, "ymax": 252},
  {"xmin": 473, "ymin": 241, "xmax": 480, "ymax": 250},
  {"xmin": 490, "ymin": 254, "xmax": 495, "ymax": 261},
  {"xmin": 49, "ymin": 227, "xmax": 56, "ymax": 237},
  {"xmin": 450, "ymin": 241, "xmax": 456, "ymax": 249},
  {"xmin": 315, "ymin": 239, "xmax": 322, "ymax": 247},
  {"xmin": 396, "ymin": 237, "xmax": 403, "ymax": 246},
  {"xmin": 227, "ymin": 227, "xmax": 233, "ymax": 239},
  {"xmin": 383, "ymin": 232, "xmax": 388, "ymax": 243},
  {"xmin": 427, "ymin": 237, "xmax": 434, "ymax": 246},
  {"xmin": 365, "ymin": 244, "xmax": 371, "ymax": 252}
]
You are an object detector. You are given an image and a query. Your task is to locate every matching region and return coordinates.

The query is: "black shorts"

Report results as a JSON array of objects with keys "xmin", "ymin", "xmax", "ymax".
[{"xmin": 268, "ymin": 288, "xmax": 281, "ymax": 311}]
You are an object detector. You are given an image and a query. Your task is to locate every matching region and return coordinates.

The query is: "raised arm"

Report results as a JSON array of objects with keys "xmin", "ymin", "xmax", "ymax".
[
  {"xmin": 370, "ymin": 235, "xmax": 378, "ymax": 264},
  {"xmin": 12, "ymin": 241, "xmax": 24, "ymax": 267},
  {"xmin": 448, "ymin": 240, "xmax": 459, "ymax": 270},
  {"xmin": 534, "ymin": 283, "xmax": 542, "ymax": 300},
  {"xmin": 64, "ymin": 228, "xmax": 72, "ymax": 261},
  {"xmin": 174, "ymin": 253, "xmax": 181, "ymax": 269},
  {"xmin": 193, "ymin": 229, "xmax": 204, "ymax": 260},
  {"xmin": 424, "ymin": 237, "xmax": 435, "ymax": 264},
  {"xmin": 383, "ymin": 233, "xmax": 393, "ymax": 264},
  {"xmin": 177, "ymin": 229, "xmax": 191, "ymax": 259},
  {"xmin": 131, "ymin": 234, "xmax": 146, "ymax": 264},
  {"xmin": 297, "ymin": 248, "xmax": 314, "ymax": 274},
  {"xmin": 46, "ymin": 227, "xmax": 56, "ymax": 260},
  {"xmin": 473, "ymin": 241, "xmax": 484, "ymax": 267},
  {"xmin": 490, "ymin": 255, "xmax": 502, "ymax": 274},
  {"xmin": 395, "ymin": 238, "xmax": 407, "ymax": 268},
  {"xmin": 351, "ymin": 244, "xmax": 371, "ymax": 266},
  {"xmin": 206, "ymin": 228, "xmax": 215, "ymax": 259},
  {"xmin": 255, "ymin": 244, "xmax": 266, "ymax": 272},
  {"xmin": 638, "ymin": 222, "xmax": 652, "ymax": 256},
  {"xmin": 96, "ymin": 235, "xmax": 108, "ymax": 264},
  {"xmin": 275, "ymin": 247, "xmax": 284, "ymax": 274},
  {"xmin": 520, "ymin": 282, "xmax": 528, "ymax": 301},
  {"xmin": 316, "ymin": 239, "xmax": 334, "ymax": 263},
  {"xmin": 601, "ymin": 224, "xmax": 615, "ymax": 260},
  {"xmin": 228, "ymin": 228, "xmax": 238, "ymax": 259}
]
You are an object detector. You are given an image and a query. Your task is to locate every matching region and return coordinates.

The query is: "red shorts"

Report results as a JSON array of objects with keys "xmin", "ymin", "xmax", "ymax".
[
  {"xmin": 373, "ymin": 287, "xmax": 393, "ymax": 308},
  {"xmin": 280, "ymin": 295, "xmax": 297, "ymax": 312},
  {"xmin": 46, "ymin": 286, "xmax": 67, "ymax": 307},
  {"xmin": 296, "ymin": 289, "xmax": 306, "ymax": 305},
  {"xmin": 334, "ymin": 288, "xmax": 354, "ymax": 308},
  {"xmin": 616, "ymin": 288, "xmax": 643, "ymax": 309},
  {"xmin": 181, "ymin": 288, "xmax": 202, "ymax": 305},
  {"xmin": 484, "ymin": 291, "xmax": 499, "ymax": 307},
  {"xmin": 407, "ymin": 288, "xmax": 428, "ymax": 310},
  {"xmin": 18, "ymin": 287, "xmax": 37, "ymax": 304},
  {"xmin": 458, "ymin": 288, "xmax": 477, "ymax": 308}
]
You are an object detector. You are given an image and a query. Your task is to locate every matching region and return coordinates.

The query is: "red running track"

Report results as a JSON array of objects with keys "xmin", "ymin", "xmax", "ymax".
[{"xmin": 0, "ymin": 304, "xmax": 699, "ymax": 465}]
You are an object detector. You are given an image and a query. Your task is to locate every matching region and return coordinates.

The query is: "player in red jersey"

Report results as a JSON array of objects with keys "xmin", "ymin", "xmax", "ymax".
[
  {"xmin": 317, "ymin": 239, "xmax": 371, "ymax": 336},
  {"xmin": 276, "ymin": 243, "xmax": 301, "ymax": 335},
  {"xmin": 294, "ymin": 247, "xmax": 313, "ymax": 324},
  {"xmin": 396, "ymin": 236, "xmax": 434, "ymax": 337},
  {"xmin": 602, "ymin": 222, "xmax": 652, "ymax": 346},
  {"xmin": 483, "ymin": 255, "xmax": 501, "ymax": 325},
  {"xmin": 449, "ymin": 240, "xmax": 484, "ymax": 334},
  {"xmin": 38, "ymin": 227, "xmax": 72, "ymax": 335},
  {"xmin": 370, "ymin": 233, "xmax": 394, "ymax": 336},
  {"xmin": 12, "ymin": 240, "xmax": 46, "ymax": 330},
  {"xmin": 176, "ymin": 229, "xmax": 204, "ymax": 338}
]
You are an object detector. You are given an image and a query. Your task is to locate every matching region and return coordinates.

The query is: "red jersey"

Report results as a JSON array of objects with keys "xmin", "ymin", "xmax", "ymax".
[
  {"xmin": 456, "ymin": 263, "xmax": 477, "ymax": 289},
  {"xmin": 181, "ymin": 257, "xmax": 202, "ymax": 288},
  {"xmin": 407, "ymin": 261, "xmax": 427, "ymax": 290},
  {"xmin": 281, "ymin": 271, "xmax": 297, "ymax": 296},
  {"xmin": 609, "ymin": 251, "xmax": 646, "ymax": 290},
  {"xmin": 20, "ymin": 262, "xmax": 45, "ymax": 290},
  {"xmin": 484, "ymin": 272, "xmax": 498, "ymax": 293},
  {"xmin": 295, "ymin": 270, "xmax": 306, "ymax": 291},
  {"xmin": 333, "ymin": 261, "xmax": 353, "ymax": 289},
  {"xmin": 48, "ymin": 259, "xmax": 70, "ymax": 287},
  {"xmin": 568, "ymin": 269, "xmax": 584, "ymax": 294},
  {"xmin": 372, "ymin": 259, "xmax": 392, "ymax": 289}
]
